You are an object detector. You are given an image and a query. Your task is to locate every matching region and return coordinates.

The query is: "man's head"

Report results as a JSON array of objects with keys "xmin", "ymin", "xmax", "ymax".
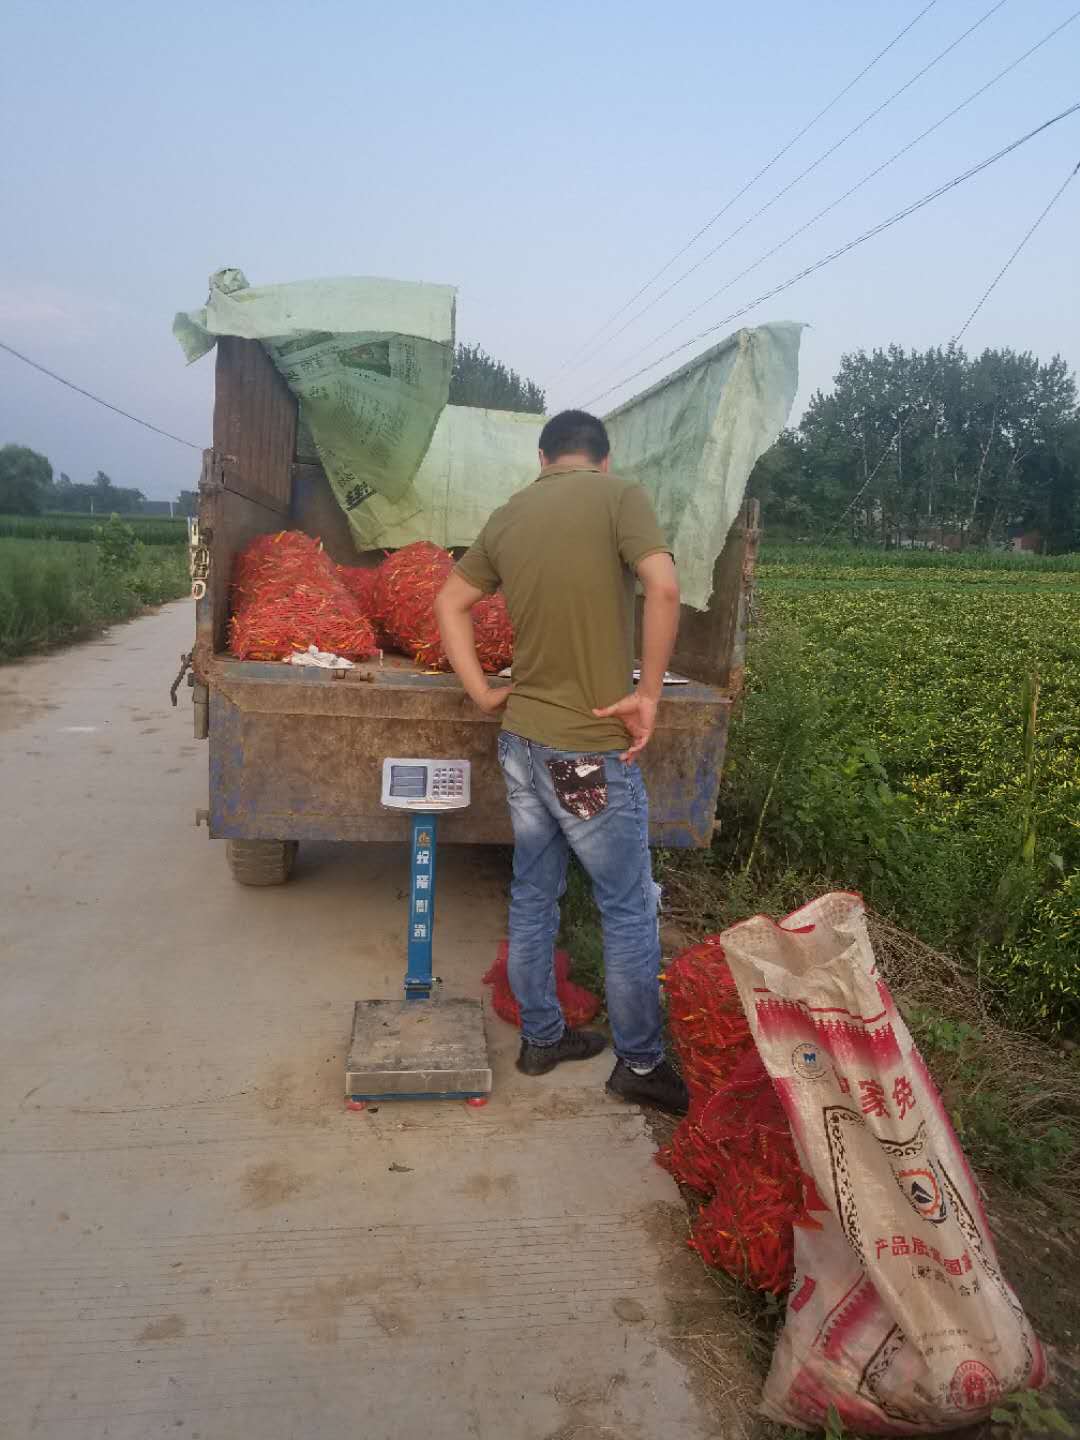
[{"xmin": 538, "ymin": 410, "xmax": 610, "ymax": 470}]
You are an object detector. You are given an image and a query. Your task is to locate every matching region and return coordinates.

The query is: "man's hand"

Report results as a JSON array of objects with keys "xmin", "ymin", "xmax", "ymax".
[
  {"xmin": 592, "ymin": 692, "xmax": 658, "ymax": 762},
  {"xmin": 472, "ymin": 684, "xmax": 512, "ymax": 716}
]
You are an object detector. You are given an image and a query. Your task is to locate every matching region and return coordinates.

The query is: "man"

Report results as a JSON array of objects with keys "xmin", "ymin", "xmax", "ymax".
[{"xmin": 435, "ymin": 410, "xmax": 688, "ymax": 1115}]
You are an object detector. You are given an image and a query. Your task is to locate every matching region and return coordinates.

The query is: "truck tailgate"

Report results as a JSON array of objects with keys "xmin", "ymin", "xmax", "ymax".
[{"xmin": 208, "ymin": 656, "xmax": 733, "ymax": 848}]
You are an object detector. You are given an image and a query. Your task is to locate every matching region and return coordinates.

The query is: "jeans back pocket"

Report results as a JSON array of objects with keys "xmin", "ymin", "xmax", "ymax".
[{"xmin": 547, "ymin": 755, "xmax": 609, "ymax": 820}]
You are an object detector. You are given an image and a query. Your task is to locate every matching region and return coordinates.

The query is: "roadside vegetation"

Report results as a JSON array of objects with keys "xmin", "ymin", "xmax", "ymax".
[
  {"xmin": 0, "ymin": 517, "xmax": 188, "ymax": 660},
  {"xmin": 0, "ymin": 512, "xmax": 187, "ymax": 544},
  {"xmin": 561, "ymin": 540, "xmax": 1080, "ymax": 1432}
]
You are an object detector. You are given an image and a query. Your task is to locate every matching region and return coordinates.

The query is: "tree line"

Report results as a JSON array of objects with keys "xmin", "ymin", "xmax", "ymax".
[
  {"xmin": 749, "ymin": 344, "xmax": 1080, "ymax": 551},
  {"xmin": 449, "ymin": 343, "xmax": 545, "ymax": 413},
  {"xmin": 0, "ymin": 444, "xmax": 195, "ymax": 517}
]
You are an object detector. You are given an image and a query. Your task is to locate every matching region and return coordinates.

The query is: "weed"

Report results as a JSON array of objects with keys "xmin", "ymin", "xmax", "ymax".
[
  {"xmin": 905, "ymin": 1003, "xmax": 1076, "ymax": 1188},
  {"xmin": 992, "ymin": 1388, "xmax": 1077, "ymax": 1436},
  {"xmin": 558, "ymin": 859, "xmax": 605, "ymax": 1000},
  {"xmin": 823, "ymin": 1406, "xmax": 846, "ymax": 1440},
  {"xmin": 0, "ymin": 538, "xmax": 188, "ymax": 660},
  {"xmin": 96, "ymin": 515, "xmax": 141, "ymax": 572}
]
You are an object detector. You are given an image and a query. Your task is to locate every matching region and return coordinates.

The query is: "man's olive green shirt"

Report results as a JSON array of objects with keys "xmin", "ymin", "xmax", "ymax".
[{"xmin": 454, "ymin": 464, "xmax": 671, "ymax": 753}]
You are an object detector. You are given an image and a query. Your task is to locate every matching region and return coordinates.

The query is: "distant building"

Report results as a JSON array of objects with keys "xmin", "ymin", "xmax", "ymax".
[
  {"xmin": 898, "ymin": 528, "xmax": 963, "ymax": 552},
  {"xmin": 1008, "ymin": 527, "xmax": 1043, "ymax": 554}
]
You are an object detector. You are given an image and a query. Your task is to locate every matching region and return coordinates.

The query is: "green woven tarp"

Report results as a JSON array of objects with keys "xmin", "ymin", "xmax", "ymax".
[
  {"xmin": 176, "ymin": 271, "xmax": 801, "ymax": 610},
  {"xmin": 174, "ymin": 268, "xmax": 455, "ymax": 507},
  {"xmin": 351, "ymin": 323, "xmax": 803, "ymax": 609}
]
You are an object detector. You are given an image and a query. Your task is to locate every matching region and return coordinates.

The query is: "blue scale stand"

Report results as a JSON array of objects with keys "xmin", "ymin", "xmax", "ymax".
[{"xmin": 345, "ymin": 760, "xmax": 492, "ymax": 1106}]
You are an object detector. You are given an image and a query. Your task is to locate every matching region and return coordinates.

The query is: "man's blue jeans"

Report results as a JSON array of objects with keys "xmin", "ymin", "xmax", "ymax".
[{"xmin": 497, "ymin": 732, "xmax": 663, "ymax": 1069}]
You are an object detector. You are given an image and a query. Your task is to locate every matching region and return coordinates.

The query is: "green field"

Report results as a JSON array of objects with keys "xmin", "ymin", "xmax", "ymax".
[
  {"xmin": 0, "ymin": 532, "xmax": 189, "ymax": 660},
  {"xmin": 548, "ymin": 542, "xmax": 1080, "ymax": 1195},
  {"xmin": 0, "ymin": 512, "xmax": 188, "ymax": 544},
  {"xmin": 713, "ymin": 543, "xmax": 1080, "ymax": 1033}
]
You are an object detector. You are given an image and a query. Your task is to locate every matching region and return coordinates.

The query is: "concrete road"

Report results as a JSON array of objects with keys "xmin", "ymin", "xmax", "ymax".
[{"xmin": 0, "ymin": 601, "xmax": 757, "ymax": 1439}]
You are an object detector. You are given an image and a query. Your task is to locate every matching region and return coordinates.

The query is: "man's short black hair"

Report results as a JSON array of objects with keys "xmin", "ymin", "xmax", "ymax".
[{"xmin": 538, "ymin": 410, "xmax": 610, "ymax": 464}]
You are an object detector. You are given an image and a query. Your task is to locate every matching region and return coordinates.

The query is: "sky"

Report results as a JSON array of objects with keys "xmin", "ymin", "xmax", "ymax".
[{"xmin": 1, "ymin": 0, "xmax": 1077, "ymax": 501}]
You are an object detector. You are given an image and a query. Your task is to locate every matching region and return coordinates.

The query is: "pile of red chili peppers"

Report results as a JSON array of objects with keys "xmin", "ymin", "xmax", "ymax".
[
  {"xmin": 370, "ymin": 541, "xmax": 454, "ymax": 666},
  {"xmin": 228, "ymin": 532, "xmax": 378, "ymax": 661},
  {"xmin": 370, "ymin": 540, "xmax": 514, "ymax": 671},
  {"xmin": 336, "ymin": 561, "xmax": 381, "ymax": 622},
  {"xmin": 658, "ymin": 937, "xmax": 816, "ymax": 1294},
  {"xmin": 231, "ymin": 534, "xmax": 514, "ymax": 672},
  {"xmin": 482, "ymin": 941, "xmax": 601, "ymax": 1030}
]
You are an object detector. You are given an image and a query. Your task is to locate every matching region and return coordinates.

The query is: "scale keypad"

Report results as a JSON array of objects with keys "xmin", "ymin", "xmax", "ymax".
[{"xmin": 432, "ymin": 766, "xmax": 466, "ymax": 799}]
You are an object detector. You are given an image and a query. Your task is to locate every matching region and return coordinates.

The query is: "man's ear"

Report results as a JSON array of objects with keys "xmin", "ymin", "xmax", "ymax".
[
  {"xmin": 598, "ymin": 455, "xmax": 611, "ymax": 473},
  {"xmin": 538, "ymin": 449, "xmax": 548, "ymax": 468}
]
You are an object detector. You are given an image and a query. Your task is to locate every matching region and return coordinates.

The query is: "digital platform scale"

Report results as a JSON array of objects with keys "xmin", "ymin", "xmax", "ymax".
[{"xmin": 345, "ymin": 758, "xmax": 492, "ymax": 1106}]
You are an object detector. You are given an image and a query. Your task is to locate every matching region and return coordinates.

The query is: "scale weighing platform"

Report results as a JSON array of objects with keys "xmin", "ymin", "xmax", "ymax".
[{"xmin": 346, "ymin": 758, "xmax": 492, "ymax": 1106}]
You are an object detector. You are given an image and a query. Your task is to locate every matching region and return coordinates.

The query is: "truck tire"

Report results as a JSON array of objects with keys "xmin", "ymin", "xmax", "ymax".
[{"xmin": 226, "ymin": 839, "xmax": 299, "ymax": 886}]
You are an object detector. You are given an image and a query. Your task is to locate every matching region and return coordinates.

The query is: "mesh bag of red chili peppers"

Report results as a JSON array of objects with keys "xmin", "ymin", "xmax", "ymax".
[
  {"xmin": 337, "ymin": 563, "xmax": 382, "ymax": 625},
  {"xmin": 468, "ymin": 591, "xmax": 514, "ymax": 673},
  {"xmin": 231, "ymin": 535, "xmax": 514, "ymax": 672},
  {"xmin": 373, "ymin": 540, "xmax": 514, "ymax": 671},
  {"xmin": 372, "ymin": 541, "xmax": 454, "ymax": 667},
  {"xmin": 228, "ymin": 532, "xmax": 378, "ymax": 661},
  {"xmin": 657, "ymin": 936, "xmax": 816, "ymax": 1295},
  {"xmin": 482, "ymin": 940, "xmax": 601, "ymax": 1029}
]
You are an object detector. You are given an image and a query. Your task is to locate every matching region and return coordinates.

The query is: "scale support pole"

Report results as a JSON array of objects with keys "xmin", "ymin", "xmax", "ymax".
[{"xmin": 405, "ymin": 813, "xmax": 436, "ymax": 1000}]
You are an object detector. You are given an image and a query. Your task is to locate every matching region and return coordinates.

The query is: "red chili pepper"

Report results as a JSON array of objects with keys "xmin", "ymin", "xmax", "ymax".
[{"xmin": 657, "ymin": 941, "xmax": 803, "ymax": 1294}]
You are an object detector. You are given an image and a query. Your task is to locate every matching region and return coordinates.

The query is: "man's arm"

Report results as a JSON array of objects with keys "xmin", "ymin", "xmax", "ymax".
[
  {"xmin": 593, "ymin": 551, "xmax": 680, "ymax": 761},
  {"xmin": 435, "ymin": 572, "xmax": 511, "ymax": 715}
]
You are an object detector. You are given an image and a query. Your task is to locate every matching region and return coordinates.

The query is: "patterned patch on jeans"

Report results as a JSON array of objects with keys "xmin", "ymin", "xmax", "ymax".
[{"xmin": 548, "ymin": 756, "xmax": 608, "ymax": 820}]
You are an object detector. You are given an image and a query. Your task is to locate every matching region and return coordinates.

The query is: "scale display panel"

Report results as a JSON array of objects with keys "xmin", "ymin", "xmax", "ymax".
[{"xmin": 381, "ymin": 758, "xmax": 471, "ymax": 811}]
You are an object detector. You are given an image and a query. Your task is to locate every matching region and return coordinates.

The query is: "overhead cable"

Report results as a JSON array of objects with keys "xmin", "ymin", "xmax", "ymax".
[
  {"xmin": 0, "ymin": 338, "xmax": 203, "ymax": 451},
  {"xmin": 555, "ymin": 0, "xmax": 1009, "ymax": 390},
  {"xmin": 576, "ymin": 8, "xmax": 1080, "ymax": 388},
  {"xmin": 579, "ymin": 100, "xmax": 1080, "ymax": 410}
]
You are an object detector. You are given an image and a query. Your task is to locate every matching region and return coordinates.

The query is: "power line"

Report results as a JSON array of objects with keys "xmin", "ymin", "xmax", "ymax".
[
  {"xmin": 952, "ymin": 154, "xmax": 1080, "ymax": 342},
  {"xmin": 826, "ymin": 151, "xmax": 1080, "ymax": 537},
  {"xmin": 548, "ymin": 1, "xmax": 941, "ymax": 384},
  {"xmin": 567, "ymin": 7, "xmax": 1080, "ymax": 394},
  {"xmin": 554, "ymin": 0, "xmax": 1009, "ymax": 394},
  {"xmin": 576, "ymin": 8, "xmax": 1080, "ymax": 389},
  {"xmin": 579, "ymin": 99, "xmax": 1080, "ymax": 411},
  {"xmin": 0, "ymin": 338, "xmax": 202, "ymax": 451}
]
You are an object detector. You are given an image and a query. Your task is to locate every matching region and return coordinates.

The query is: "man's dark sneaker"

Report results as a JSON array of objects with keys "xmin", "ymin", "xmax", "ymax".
[
  {"xmin": 516, "ymin": 1028, "xmax": 608, "ymax": 1076},
  {"xmin": 606, "ymin": 1058, "xmax": 689, "ymax": 1116}
]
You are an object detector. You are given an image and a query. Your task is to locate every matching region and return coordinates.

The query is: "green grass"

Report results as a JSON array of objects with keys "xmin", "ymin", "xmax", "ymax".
[
  {"xmin": 558, "ymin": 541, "xmax": 1080, "ymax": 1183},
  {"xmin": 759, "ymin": 541, "xmax": 1080, "ymax": 573},
  {"xmin": 725, "ymin": 552, "xmax": 1080, "ymax": 1033},
  {"xmin": 0, "ymin": 512, "xmax": 188, "ymax": 545},
  {"xmin": 0, "ymin": 537, "xmax": 189, "ymax": 660}
]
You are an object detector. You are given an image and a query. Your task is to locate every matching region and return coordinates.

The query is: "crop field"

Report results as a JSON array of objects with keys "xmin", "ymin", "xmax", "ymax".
[
  {"xmin": 0, "ymin": 512, "xmax": 188, "ymax": 544},
  {"xmin": 0, "ymin": 530, "xmax": 189, "ymax": 660},
  {"xmin": 717, "ymin": 544, "xmax": 1080, "ymax": 1033}
]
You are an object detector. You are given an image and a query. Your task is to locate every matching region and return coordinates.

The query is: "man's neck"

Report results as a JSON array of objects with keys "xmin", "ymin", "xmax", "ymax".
[{"xmin": 541, "ymin": 454, "xmax": 601, "ymax": 470}]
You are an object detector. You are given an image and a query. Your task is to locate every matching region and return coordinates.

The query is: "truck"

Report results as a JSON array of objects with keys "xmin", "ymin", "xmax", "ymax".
[{"xmin": 185, "ymin": 336, "xmax": 759, "ymax": 884}]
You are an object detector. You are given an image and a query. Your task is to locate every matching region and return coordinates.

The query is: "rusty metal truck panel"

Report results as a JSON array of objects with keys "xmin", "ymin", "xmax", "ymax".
[{"xmin": 207, "ymin": 657, "xmax": 731, "ymax": 848}]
